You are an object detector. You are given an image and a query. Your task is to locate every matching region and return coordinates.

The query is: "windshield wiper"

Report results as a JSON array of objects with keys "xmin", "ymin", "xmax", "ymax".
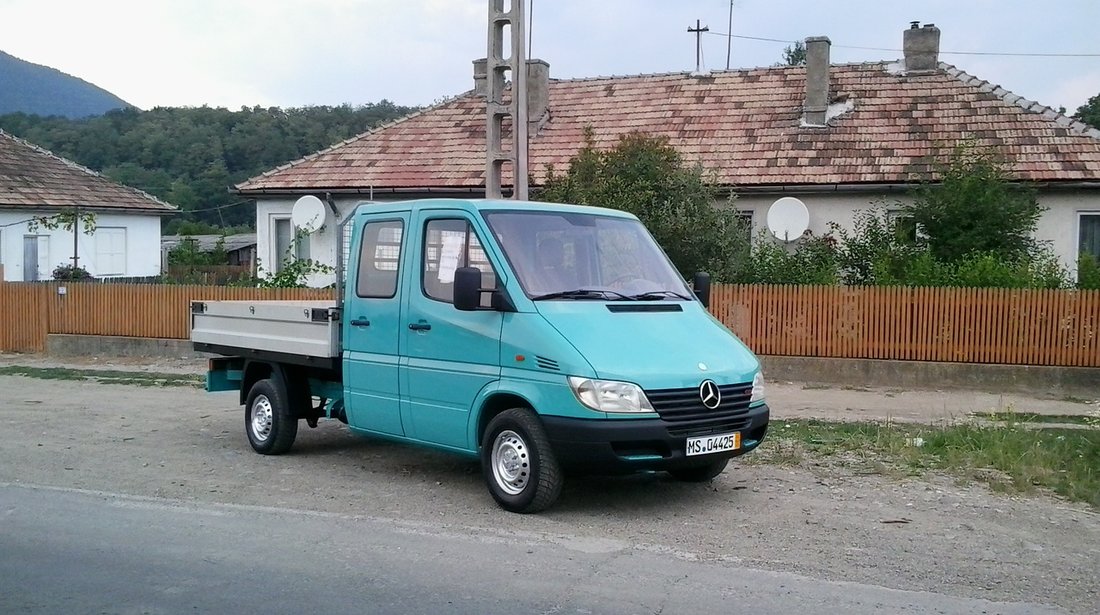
[
  {"xmin": 532, "ymin": 288, "xmax": 637, "ymax": 301},
  {"xmin": 628, "ymin": 290, "xmax": 694, "ymax": 301}
]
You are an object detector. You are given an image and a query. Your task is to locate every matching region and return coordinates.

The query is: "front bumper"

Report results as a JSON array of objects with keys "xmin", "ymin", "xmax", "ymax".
[{"xmin": 541, "ymin": 403, "xmax": 769, "ymax": 474}]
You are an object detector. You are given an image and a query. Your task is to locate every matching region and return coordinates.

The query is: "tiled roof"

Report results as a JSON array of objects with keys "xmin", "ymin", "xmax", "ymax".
[
  {"xmin": 161, "ymin": 233, "xmax": 257, "ymax": 252},
  {"xmin": 237, "ymin": 62, "xmax": 1100, "ymax": 194},
  {"xmin": 0, "ymin": 129, "xmax": 176, "ymax": 212}
]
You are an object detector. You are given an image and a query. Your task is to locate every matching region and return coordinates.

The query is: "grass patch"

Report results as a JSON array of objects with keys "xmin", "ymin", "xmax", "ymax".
[
  {"xmin": 759, "ymin": 419, "xmax": 1100, "ymax": 508},
  {"xmin": 0, "ymin": 365, "xmax": 202, "ymax": 388},
  {"xmin": 971, "ymin": 411, "xmax": 1097, "ymax": 425}
]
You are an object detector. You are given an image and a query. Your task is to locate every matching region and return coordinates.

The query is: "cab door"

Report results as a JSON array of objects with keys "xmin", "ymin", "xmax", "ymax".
[
  {"xmin": 401, "ymin": 212, "xmax": 503, "ymax": 450},
  {"xmin": 343, "ymin": 214, "xmax": 409, "ymax": 435}
]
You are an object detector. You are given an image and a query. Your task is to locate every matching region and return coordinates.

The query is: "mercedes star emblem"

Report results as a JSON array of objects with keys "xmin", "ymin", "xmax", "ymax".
[{"xmin": 699, "ymin": 380, "xmax": 721, "ymax": 409}]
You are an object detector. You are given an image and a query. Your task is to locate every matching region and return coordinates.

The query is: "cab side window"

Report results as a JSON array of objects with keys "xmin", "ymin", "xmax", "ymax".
[
  {"xmin": 422, "ymin": 218, "xmax": 497, "ymax": 307},
  {"xmin": 356, "ymin": 220, "xmax": 404, "ymax": 298}
]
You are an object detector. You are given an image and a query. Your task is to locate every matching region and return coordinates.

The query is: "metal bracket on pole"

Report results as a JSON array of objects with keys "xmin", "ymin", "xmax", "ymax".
[{"xmin": 486, "ymin": 0, "xmax": 528, "ymax": 201}]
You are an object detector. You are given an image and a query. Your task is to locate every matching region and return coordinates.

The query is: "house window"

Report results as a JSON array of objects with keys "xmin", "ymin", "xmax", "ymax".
[
  {"xmin": 422, "ymin": 218, "xmax": 496, "ymax": 306},
  {"xmin": 888, "ymin": 210, "xmax": 919, "ymax": 243},
  {"xmin": 1080, "ymin": 213, "xmax": 1100, "ymax": 261},
  {"xmin": 273, "ymin": 218, "xmax": 310, "ymax": 272},
  {"xmin": 96, "ymin": 227, "xmax": 127, "ymax": 276},
  {"xmin": 736, "ymin": 211, "xmax": 754, "ymax": 241},
  {"xmin": 356, "ymin": 220, "xmax": 404, "ymax": 298}
]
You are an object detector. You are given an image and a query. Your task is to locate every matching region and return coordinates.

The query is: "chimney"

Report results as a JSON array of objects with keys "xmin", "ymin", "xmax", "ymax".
[
  {"xmin": 903, "ymin": 22, "xmax": 941, "ymax": 73},
  {"xmin": 473, "ymin": 58, "xmax": 488, "ymax": 96},
  {"xmin": 803, "ymin": 36, "xmax": 831, "ymax": 126},
  {"xmin": 526, "ymin": 59, "xmax": 550, "ymax": 122}
]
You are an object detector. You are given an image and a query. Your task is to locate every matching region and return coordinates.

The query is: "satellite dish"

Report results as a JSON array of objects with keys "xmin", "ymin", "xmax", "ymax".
[
  {"xmin": 766, "ymin": 197, "xmax": 810, "ymax": 242},
  {"xmin": 291, "ymin": 195, "xmax": 328, "ymax": 233}
]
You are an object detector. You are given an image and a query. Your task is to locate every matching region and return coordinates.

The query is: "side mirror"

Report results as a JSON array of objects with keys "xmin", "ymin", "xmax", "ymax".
[
  {"xmin": 453, "ymin": 267, "xmax": 482, "ymax": 311},
  {"xmin": 693, "ymin": 271, "xmax": 711, "ymax": 308}
]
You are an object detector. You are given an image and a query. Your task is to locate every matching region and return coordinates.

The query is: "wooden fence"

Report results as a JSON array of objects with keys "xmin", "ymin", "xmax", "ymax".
[
  {"xmin": 1, "ymin": 282, "xmax": 1098, "ymax": 367},
  {"xmin": 710, "ymin": 285, "xmax": 1100, "ymax": 367},
  {"xmin": 0, "ymin": 283, "xmax": 335, "ymax": 353}
]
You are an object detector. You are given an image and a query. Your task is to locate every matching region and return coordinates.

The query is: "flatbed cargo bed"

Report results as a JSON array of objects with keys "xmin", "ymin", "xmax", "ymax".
[{"xmin": 191, "ymin": 300, "xmax": 341, "ymax": 367}]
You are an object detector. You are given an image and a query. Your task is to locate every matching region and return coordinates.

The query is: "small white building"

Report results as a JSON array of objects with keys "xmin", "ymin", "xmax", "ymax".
[
  {"xmin": 236, "ymin": 24, "xmax": 1100, "ymax": 286},
  {"xmin": 0, "ymin": 130, "xmax": 176, "ymax": 281}
]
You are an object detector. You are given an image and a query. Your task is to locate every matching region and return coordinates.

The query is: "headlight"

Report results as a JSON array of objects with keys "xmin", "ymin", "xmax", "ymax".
[
  {"xmin": 567, "ymin": 377, "xmax": 655, "ymax": 414},
  {"xmin": 750, "ymin": 371, "xmax": 765, "ymax": 403}
]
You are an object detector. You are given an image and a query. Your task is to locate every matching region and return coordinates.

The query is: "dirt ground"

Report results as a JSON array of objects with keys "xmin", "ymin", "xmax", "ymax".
[{"xmin": 0, "ymin": 354, "xmax": 1097, "ymax": 613}]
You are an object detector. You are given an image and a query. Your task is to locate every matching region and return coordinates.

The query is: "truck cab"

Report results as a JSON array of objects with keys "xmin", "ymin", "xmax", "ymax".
[{"xmin": 196, "ymin": 198, "xmax": 769, "ymax": 513}]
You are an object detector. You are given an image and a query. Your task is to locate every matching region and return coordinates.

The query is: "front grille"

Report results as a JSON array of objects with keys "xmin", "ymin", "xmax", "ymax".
[{"xmin": 646, "ymin": 383, "xmax": 754, "ymax": 437}]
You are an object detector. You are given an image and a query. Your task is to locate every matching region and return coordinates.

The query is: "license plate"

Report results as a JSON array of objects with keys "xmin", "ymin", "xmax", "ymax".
[{"xmin": 685, "ymin": 432, "xmax": 741, "ymax": 456}]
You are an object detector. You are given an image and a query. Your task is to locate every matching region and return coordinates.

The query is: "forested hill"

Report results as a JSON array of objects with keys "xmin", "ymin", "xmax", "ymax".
[
  {"xmin": 0, "ymin": 102, "xmax": 417, "ymax": 231},
  {"xmin": 0, "ymin": 50, "xmax": 131, "ymax": 118}
]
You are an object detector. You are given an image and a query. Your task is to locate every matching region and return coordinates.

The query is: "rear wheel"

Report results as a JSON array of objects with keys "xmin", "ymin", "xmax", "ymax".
[
  {"xmin": 245, "ymin": 378, "xmax": 298, "ymax": 455},
  {"xmin": 669, "ymin": 458, "xmax": 728, "ymax": 482},
  {"xmin": 481, "ymin": 408, "xmax": 563, "ymax": 513}
]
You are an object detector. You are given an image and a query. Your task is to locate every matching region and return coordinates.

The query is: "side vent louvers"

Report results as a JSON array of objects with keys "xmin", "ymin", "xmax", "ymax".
[{"xmin": 534, "ymin": 356, "xmax": 560, "ymax": 371}]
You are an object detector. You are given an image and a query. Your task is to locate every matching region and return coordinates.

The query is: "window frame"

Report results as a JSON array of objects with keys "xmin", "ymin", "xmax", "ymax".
[
  {"xmin": 272, "ymin": 216, "xmax": 310, "ymax": 273},
  {"xmin": 355, "ymin": 218, "xmax": 405, "ymax": 299},
  {"xmin": 419, "ymin": 217, "xmax": 497, "ymax": 305},
  {"xmin": 96, "ymin": 226, "xmax": 127, "ymax": 276},
  {"xmin": 1078, "ymin": 211, "xmax": 1100, "ymax": 260}
]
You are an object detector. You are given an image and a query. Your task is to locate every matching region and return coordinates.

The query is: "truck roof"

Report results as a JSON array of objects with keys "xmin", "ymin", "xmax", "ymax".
[{"xmin": 351, "ymin": 198, "xmax": 638, "ymax": 220}]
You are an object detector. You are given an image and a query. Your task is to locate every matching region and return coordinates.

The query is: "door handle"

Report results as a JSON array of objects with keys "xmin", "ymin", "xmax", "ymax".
[
  {"xmin": 408, "ymin": 322, "xmax": 432, "ymax": 331},
  {"xmin": 349, "ymin": 318, "xmax": 370, "ymax": 327}
]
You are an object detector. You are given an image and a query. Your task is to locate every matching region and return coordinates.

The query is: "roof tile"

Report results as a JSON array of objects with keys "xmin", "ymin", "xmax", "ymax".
[
  {"xmin": 0, "ymin": 130, "xmax": 176, "ymax": 212},
  {"xmin": 237, "ymin": 62, "xmax": 1100, "ymax": 192}
]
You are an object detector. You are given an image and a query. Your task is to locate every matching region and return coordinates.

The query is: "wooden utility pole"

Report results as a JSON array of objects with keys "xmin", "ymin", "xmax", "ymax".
[
  {"xmin": 687, "ymin": 20, "xmax": 709, "ymax": 73},
  {"xmin": 72, "ymin": 203, "xmax": 79, "ymax": 270}
]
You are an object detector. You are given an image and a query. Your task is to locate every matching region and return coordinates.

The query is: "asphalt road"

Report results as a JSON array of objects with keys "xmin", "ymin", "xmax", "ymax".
[{"xmin": 0, "ymin": 483, "xmax": 1069, "ymax": 615}]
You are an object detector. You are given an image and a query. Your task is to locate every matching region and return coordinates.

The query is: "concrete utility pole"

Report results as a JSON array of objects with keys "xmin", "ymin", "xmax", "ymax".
[
  {"xmin": 688, "ymin": 19, "xmax": 709, "ymax": 74},
  {"xmin": 725, "ymin": 1, "xmax": 733, "ymax": 70},
  {"xmin": 486, "ymin": 0, "xmax": 529, "ymax": 201}
]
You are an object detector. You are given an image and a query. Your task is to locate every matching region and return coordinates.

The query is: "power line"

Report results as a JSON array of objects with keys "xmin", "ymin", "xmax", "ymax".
[{"xmin": 703, "ymin": 30, "xmax": 1100, "ymax": 57}]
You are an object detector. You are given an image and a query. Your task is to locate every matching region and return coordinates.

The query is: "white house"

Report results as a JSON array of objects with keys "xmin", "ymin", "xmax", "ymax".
[
  {"xmin": 235, "ymin": 24, "xmax": 1100, "ymax": 286},
  {"xmin": 0, "ymin": 130, "xmax": 176, "ymax": 281}
]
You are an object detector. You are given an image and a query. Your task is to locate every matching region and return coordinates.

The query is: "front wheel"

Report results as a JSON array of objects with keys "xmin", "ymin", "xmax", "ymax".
[
  {"xmin": 245, "ymin": 378, "xmax": 298, "ymax": 455},
  {"xmin": 669, "ymin": 458, "xmax": 729, "ymax": 482},
  {"xmin": 481, "ymin": 408, "xmax": 563, "ymax": 513}
]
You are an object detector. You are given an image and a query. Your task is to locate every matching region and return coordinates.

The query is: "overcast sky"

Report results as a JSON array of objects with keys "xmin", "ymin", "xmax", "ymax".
[{"xmin": 2, "ymin": 0, "xmax": 1098, "ymax": 114}]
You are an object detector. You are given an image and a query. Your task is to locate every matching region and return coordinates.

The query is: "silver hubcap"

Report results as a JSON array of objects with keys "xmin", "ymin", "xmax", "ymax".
[
  {"xmin": 491, "ymin": 430, "xmax": 530, "ymax": 496},
  {"xmin": 251, "ymin": 395, "xmax": 273, "ymax": 442}
]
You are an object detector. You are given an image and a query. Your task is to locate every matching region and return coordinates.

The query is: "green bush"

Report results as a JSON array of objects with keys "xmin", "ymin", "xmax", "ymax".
[
  {"xmin": 1078, "ymin": 253, "xmax": 1100, "ymax": 290},
  {"xmin": 52, "ymin": 264, "xmax": 92, "ymax": 281}
]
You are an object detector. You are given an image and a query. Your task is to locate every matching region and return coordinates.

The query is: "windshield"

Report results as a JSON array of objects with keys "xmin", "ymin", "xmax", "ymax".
[{"xmin": 482, "ymin": 210, "xmax": 692, "ymax": 300}]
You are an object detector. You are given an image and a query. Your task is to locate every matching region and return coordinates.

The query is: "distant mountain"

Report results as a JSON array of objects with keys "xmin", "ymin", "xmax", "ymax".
[{"xmin": 0, "ymin": 50, "xmax": 132, "ymax": 119}]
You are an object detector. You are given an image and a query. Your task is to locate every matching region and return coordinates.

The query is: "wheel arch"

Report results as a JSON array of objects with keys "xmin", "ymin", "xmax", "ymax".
[
  {"xmin": 239, "ymin": 361, "xmax": 311, "ymax": 419},
  {"xmin": 474, "ymin": 392, "xmax": 534, "ymax": 451}
]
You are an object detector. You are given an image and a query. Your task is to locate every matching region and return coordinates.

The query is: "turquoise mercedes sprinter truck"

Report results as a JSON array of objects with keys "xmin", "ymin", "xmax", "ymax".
[{"xmin": 193, "ymin": 199, "xmax": 769, "ymax": 513}]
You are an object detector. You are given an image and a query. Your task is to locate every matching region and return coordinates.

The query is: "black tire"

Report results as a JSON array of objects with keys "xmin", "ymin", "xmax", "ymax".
[
  {"xmin": 669, "ymin": 458, "xmax": 729, "ymax": 482},
  {"xmin": 244, "ymin": 378, "xmax": 298, "ymax": 455},
  {"xmin": 481, "ymin": 408, "xmax": 563, "ymax": 513}
]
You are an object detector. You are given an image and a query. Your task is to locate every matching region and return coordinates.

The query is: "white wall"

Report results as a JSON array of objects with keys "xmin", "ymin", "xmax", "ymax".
[
  {"xmin": 257, "ymin": 196, "xmax": 401, "ymax": 288},
  {"xmin": 0, "ymin": 210, "xmax": 163, "ymax": 281},
  {"xmin": 732, "ymin": 190, "xmax": 1099, "ymax": 278},
  {"xmin": 253, "ymin": 190, "xmax": 1100, "ymax": 287}
]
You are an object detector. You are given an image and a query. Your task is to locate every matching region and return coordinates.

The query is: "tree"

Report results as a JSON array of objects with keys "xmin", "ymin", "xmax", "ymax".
[
  {"xmin": 536, "ymin": 129, "xmax": 747, "ymax": 281},
  {"xmin": 1072, "ymin": 94, "xmax": 1100, "ymax": 130},
  {"xmin": 778, "ymin": 41, "xmax": 806, "ymax": 66},
  {"xmin": 906, "ymin": 141, "xmax": 1044, "ymax": 264}
]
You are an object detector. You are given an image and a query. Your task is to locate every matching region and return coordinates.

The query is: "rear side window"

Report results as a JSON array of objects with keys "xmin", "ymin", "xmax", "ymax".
[
  {"xmin": 422, "ymin": 218, "xmax": 496, "ymax": 306},
  {"xmin": 356, "ymin": 220, "xmax": 404, "ymax": 298}
]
